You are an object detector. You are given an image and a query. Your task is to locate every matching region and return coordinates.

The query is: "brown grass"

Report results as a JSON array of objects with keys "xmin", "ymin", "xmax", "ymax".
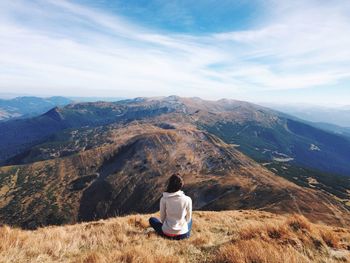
[
  {"xmin": 286, "ymin": 214, "xmax": 312, "ymax": 232},
  {"xmin": 320, "ymin": 229, "xmax": 341, "ymax": 249},
  {"xmin": 214, "ymin": 239, "xmax": 309, "ymax": 263},
  {"xmin": 0, "ymin": 211, "xmax": 349, "ymax": 263}
]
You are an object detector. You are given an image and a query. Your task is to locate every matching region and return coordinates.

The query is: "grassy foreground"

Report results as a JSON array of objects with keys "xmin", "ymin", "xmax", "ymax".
[{"xmin": 1, "ymin": 210, "xmax": 349, "ymax": 263}]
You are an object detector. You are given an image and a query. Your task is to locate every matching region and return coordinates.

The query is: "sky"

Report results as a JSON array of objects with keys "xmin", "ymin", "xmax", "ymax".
[{"xmin": 0, "ymin": 0, "xmax": 350, "ymax": 105}]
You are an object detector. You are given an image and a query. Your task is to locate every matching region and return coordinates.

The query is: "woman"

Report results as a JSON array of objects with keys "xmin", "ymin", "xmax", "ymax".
[{"xmin": 149, "ymin": 173, "xmax": 192, "ymax": 240}]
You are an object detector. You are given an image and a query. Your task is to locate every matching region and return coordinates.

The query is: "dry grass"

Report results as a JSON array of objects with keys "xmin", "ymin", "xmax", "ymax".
[
  {"xmin": 0, "ymin": 211, "xmax": 349, "ymax": 263},
  {"xmin": 320, "ymin": 229, "xmax": 341, "ymax": 249},
  {"xmin": 214, "ymin": 239, "xmax": 309, "ymax": 263}
]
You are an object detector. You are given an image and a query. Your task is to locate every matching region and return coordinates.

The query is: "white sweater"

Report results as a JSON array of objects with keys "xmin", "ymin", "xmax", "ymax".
[{"xmin": 160, "ymin": 190, "xmax": 192, "ymax": 235}]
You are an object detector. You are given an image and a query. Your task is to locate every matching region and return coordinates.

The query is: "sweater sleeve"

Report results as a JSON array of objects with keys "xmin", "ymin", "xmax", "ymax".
[
  {"xmin": 160, "ymin": 197, "xmax": 166, "ymax": 223},
  {"xmin": 185, "ymin": 197, "xmax": 192, "ymax": 223}
]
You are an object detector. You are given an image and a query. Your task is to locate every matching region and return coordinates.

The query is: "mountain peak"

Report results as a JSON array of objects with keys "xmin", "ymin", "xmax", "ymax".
[{"xmin": 43, "ymin": 107, "xmax": 64, "ymax": 121}]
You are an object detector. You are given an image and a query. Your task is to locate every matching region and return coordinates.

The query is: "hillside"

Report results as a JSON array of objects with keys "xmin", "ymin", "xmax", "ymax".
[
  {"xmin": 1, "ymin": 96, "xmax": 350, "ymax": 176},
  {"xmin": 1, "ymin": 122, "xmax": 349, "ymax": 229},
  {"xmin": 1, "ymin": 211, "xmax": 349, "ymax": 263},
  {"xmin": 0, "ymin": 97, "xmax": 350, "ymax": 229}
]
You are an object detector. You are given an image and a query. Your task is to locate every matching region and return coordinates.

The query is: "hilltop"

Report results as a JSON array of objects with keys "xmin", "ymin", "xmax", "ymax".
[{"xmin": 1, "ymin": 210, "xmax": 349, "ymax": 263}]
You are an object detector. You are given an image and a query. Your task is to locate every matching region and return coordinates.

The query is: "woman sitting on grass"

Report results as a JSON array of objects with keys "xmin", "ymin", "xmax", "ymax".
[{"xmin": 149, "ymin": 173, "xmax": 192, "ymax": 240}]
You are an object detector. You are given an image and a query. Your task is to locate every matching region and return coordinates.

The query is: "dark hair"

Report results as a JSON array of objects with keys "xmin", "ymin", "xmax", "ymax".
[{"xmin": 166, "ymin": 174, "xmax": 184, "ymax": 193}]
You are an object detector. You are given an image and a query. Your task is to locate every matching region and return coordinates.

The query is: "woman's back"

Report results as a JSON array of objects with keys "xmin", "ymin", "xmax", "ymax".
[
  {"xmin": 160, "ymin": 191, "xmax": 192, "ymax": 235},
  {"xmin": 149, "ymin": 174, "xmax": 193, "ymax": 240}
]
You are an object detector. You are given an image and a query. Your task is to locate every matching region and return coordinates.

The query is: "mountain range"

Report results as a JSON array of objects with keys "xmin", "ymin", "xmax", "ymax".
[
  {"xmin": 264, "ymin": 103, "xmax": 350, "ymax": 128},
  {"xmin": 0, "ymin": 96, "xmax": 73, "ymax": 122},
  {"xmin": 0, "ymin": 96, "xmax": 349, "ymax": 229}
]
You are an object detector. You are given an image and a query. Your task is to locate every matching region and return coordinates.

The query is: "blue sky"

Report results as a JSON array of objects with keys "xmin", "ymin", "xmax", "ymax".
[
  {"xmin": 75, "ymin": 0, "xmax": 264, "ymax": 33},
  {"xmin": 0, "ymin": 0, "xmax": 349, "ymax": 105}
]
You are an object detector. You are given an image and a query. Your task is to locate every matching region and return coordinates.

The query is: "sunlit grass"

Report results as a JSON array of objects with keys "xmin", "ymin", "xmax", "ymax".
[{"xmin": 1, "ymin": 210, "xmax": 349, "ymax": 263}]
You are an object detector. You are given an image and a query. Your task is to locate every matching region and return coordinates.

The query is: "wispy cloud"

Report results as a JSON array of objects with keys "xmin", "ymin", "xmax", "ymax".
[{"xmin": 0, "ymin": 0, "xmax": 349, "ymax": 103}]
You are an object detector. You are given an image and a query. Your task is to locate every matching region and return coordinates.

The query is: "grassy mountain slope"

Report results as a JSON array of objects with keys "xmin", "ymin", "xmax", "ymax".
[
  {"xmin": 183, "ymin": 100, "xmax": 350, "ymax": 176},
  {"xmin": 0, "ymin": 100, "xmax": 177, "ymax": 162},
  {"xmin": 1, "ymin": 97, "xmax": 350, "ymax": 229},
  {"xmin": 1, "ymin": 96, "xmax": 350, "ymax": 177},
  {"xmin": 1, "ymin": 211, "xmax": 349, "ymax": 263},
  {"xmin": 0, "ymin": 122, "xmax": 349, "ymax": 229}
]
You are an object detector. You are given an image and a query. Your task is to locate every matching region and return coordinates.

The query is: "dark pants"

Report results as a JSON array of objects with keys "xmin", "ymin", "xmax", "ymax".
[{"xmin": 149, "ymin": 217, "xmax": 192, "ymax": 240}]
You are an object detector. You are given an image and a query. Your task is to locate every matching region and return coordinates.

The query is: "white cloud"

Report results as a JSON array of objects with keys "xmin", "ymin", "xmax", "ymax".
[{"xmin": 0, "ymin": 0, "xmax": 349, "ymax": 103}]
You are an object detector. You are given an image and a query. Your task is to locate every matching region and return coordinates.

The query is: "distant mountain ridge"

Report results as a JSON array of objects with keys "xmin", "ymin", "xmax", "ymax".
[
  {"xmin": 0, "ymin": 96, "xmax": 73, "ymax": 121},
  {"xmin": 1, "ymin": 96, "xmax": 350, "ymax": 176},
  {"xmin": 307, "ymin": 122, "xmax": 350, "ymax": 138},
  {"xmin": 1, "ymin": 96, "xmax": 350, "ymax": 175},
  {"xmin": 264, "ymin": 103, "xmax": 350, "ymax": 128}
]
